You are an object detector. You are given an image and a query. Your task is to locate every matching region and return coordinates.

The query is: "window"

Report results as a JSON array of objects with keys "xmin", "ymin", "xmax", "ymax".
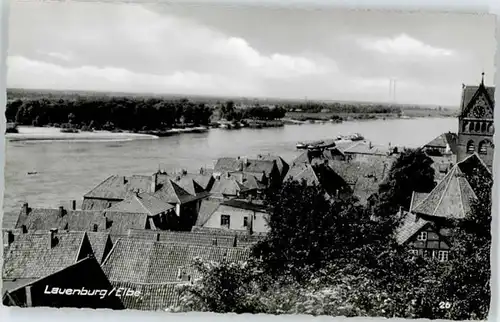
[
  {"xmin": 438, "ymin": 250, "xmax": 449, "ymax": 262},
  {"xmin": 243, "ymin": 216, "xmax": 249, "ymax": 227},
  {"xmin": 220, "ymin": 215, "xmax": 230, "ymax": 228},
  {"xmin": 466, "ymin": 141, "xmax": 475, "ymax": 154},
  {"xmin": 479, "ymin": 140, "xmax": 489, "ymax": 155},
  {"xmin": 417, "ymin": 231, "xmax": 428, "ymax": 241},
  {"xmin": 409, "ymin": 249, "xmax": 419, "ymax": 256}
]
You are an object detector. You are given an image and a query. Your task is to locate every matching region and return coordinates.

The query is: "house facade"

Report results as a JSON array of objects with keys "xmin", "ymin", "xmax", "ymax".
[{"xmin": 197, "ymin": 199, "xmax": 269, "ymax": 235}]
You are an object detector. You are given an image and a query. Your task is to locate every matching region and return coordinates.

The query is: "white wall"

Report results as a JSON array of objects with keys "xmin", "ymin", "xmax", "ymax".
[{"xmin": 202, "ymin": 204, "xmax": 269, "ymax": 234}]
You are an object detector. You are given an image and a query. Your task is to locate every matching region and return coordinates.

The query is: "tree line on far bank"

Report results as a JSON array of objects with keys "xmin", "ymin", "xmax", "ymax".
[
  {"xmin": 6, "ymin": 97, "xmax": 213, "ymax": 131},
  {"xmin": 173, "ymin": 149, "xmax": 491, "ymax": 320}
]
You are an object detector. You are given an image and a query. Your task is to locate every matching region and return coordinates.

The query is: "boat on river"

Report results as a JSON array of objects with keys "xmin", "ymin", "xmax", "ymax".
[{"xmin": 296, "ymin": 133, "xmax": 364, "ymax": 150}]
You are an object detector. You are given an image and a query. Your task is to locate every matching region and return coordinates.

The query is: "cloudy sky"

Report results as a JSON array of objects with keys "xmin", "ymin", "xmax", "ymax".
[{"xmin": 6, "ymin": 2, "xmax": 496, "ymax": 106}]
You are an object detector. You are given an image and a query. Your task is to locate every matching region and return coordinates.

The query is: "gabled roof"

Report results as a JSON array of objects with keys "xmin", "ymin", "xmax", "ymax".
[
  {"xmin": 411, "ymin": 154, "xmax": 485, "ymax": 219},
  {"xmin": 3, "ymin": 231, "xmax": 89, "ymax": 280},
  {"xmin": 210, "ymin": 176, "xmax": 250, "ymax": 197},
  {"xmin": 101, "ymin": 210, "xmax": 149, "ymax": 237},
  {"xmin": 340, "ymin": 141, "xmax": 394, "ymax": 156},
  {"xmin": 101, "ymin": 238, "xmax": 251, "ymax": 284},
  {"xmin": 84, "ymin": 172, "xmax": 210, "ymax": 205},
  {"xmin": 328, "ymin": 158, "xmax": 394, "ymax": 204},
  {"xmin": 460, "ymin": 82, "xmax": 495, "ymax": 116},
  {"xmin": 256, "ymin": 154, "xmax": 289, "ymax": 177},
  {"xmin": 87, "ymin": 231, "xmax": 112, "ymax": 263},
  {"xmin": 284, "ymin": 164, "xmax": 320, "ymax": 186},
  {"xmin": 395, "ymin": 211, "xmax": 430, "ymax": 245},
  {"xmin": 3, "ymin": 256, "xmax": 124, "ymax": 309},
  {"xmin": 84, "ymin": 175, "xmax": 151, "ymax": 200},
  {"xmin": 107, "ymin": 192, "xmax": 174, "ymax": 216},
  {"xmin": 214, "ymin": 157, "xmax": 277, "ymax": 177},
  {"xmin": 424, "ymin": 132, "xmax": 459, "ymax": 154},
  {"xmin": 152, "ymin": 179, "xmax": 198, "ymax": 204},
  {"xmin": 195, "ymin": 199, "xmax": 221, "ymax": 226}
]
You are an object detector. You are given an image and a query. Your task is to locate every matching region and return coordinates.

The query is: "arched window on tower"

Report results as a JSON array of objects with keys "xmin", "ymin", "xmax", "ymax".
[
  {"xmin": 462, "ymin": 121, "xmax": 468, "ymax": 132},
  {"xmin": 488, "ymin": 123, "xmax": 494, "ymax": 133},
  {"xmin": 475, "ymin": 122, "xmax": 481, "ymax": 132},
  {"xmin": 466, "ymin": 140, "xmax": 475, "ymax": 154},
  {"xmin": 481, "ymin": 122, "xmax": 487, "ymax": 132},
  {"xmin": 479, "ymin": 140, "xmax": 490, "ymax": 155}
]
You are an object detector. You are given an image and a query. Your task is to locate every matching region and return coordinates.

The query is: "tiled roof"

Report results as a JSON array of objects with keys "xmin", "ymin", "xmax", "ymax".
[
  {"xmin": 81, "ymin": 198, "xmax": 114, "ymax": 211},
  {"xmin": 84, "ymin": 173, "xmax": 208, "ymax": 206},
  {"xmin": 284, "ymin": 164, "xmax": 320, "ymax": 185},
  {"xmin": 110, "ymin": 281, "xmax": 181, "ymax": 311},
  {"xmin": 256, "ymin": 154, "xmax": 289, "ymax": 178},
  {"xmin": 409, "ymin": 192, "xmax": 430, "ymax": 212},
  {"xmin": 3, "ymin": 231, "xmax": 89, "ymax": 279},
  {"xmin": 107, "ymin": 192, "xmax": 174, "ymax": 216},
  {"xmin": 153, "ymin": 179, "xmax": 200, "ymax": 204},
  {"xmin": 460, "ymin": 84, "xmax": 495, "ymax": 115},
  {"xmin": 84, "ymin": 175, "xmax": 151, "ymax": 200},
  {"xmin": 196, "ymin": 199, "xmax": 222, "ymax": 226},
  {"xmin": 101, "ymin": 238, "xmax": 251, "ymax": 283},
  {"xmin": 214, "ymin": 157, "xmax": 277, "ymax": 177},
  {"xmin": 126, "ymin": 229, "xmax": 237, "ymax": 248},
  {"xmin": 221, "ymin": 199, "xmax": 267, "ymax": 213},
  {"xmin": 14, "ymin": 206, "xmax": 149, "ymax": 238},
  {"xmin": 395, "ymin": 211, "xmax": 430, "ymax": 245},
  {"xmin": 15, "ymin": 208, "xmax": 106, "ymax": 232},
  {"xmin": 424, "ymin": 132, "xmax": 459, "ymax": 154},
  {"xmin": 340, "ymin": 141, "xmax": 393, "ymax": 156},
  {"xmin": 87, "ymin": 231, "xmax": 112, "ymax": 263},
  {"xmin": 102, "ymin": 211, "xmax": 149, "ymax": 237},
  {"xmin": 328, "ymin": 158, "xmax": 393, "ymax": 204},
  {"xmin": 412, "ymin": 156, "xmax": 480, "ymax": 219},
  {"xmin": 191, "ymin": 226, "xmax": 267, "ymax": 241},
  {"xmin": 210, "ymin": 176, "xmax": 250, "ymax": 197}
]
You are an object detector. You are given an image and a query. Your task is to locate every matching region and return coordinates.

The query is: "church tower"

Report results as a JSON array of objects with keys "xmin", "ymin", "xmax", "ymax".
[{"xmin": 456, "ymin": 73, "xmax": 495, "ymax": 169}]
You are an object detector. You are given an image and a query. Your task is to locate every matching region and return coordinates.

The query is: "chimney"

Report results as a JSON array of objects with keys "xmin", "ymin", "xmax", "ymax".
[
  {"xmin": 49, "ymin": 229, "xmax": 58, "ymax": 248},
  {"xmin": 7, "ymin": 230, "xmax": 15, "ymax": 247},
  {"xmin": 156, "ymin": 233, "xmax": 160, "ymax": 242},
  {"xmin": 21, "ymin": 225, "xmax": 27, "ymax": 234},
  {"xmin": 212, "ymin": 238, "xmax": 217, "ymax": 246},
  {"xmin": 233, "ymin": 235, "xmax": 238, "ymax": 247},
  {"xmin": 92, "ymin": 224, "xmax": 98, "ymax": 232},
  {"xmin": 58, "ymin": 206, "xmax": 65, "ymax": 217},
  {"xmin": 71, "ymin": 200, "xmax": 76, "ymax": 211},
  {"xmin": 151, "ymin": 173, "xmax": 158, "ymax": 193},
  {"xmin": 123, "ymin": 176, "xmax": 127, "ymax": 185},
  {"xmin": 23, "ymin": 202, "xmax": 29, "ymax": 215}
]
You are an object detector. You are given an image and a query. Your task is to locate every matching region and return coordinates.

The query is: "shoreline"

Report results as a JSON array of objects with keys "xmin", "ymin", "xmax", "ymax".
[{"xmin": 6, "ymin": 126, "xmax": 160, "ymax": 142}]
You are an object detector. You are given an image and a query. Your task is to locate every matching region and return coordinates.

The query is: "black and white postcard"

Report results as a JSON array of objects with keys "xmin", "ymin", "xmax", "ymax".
[{"xmin": 1, "ymin": 1, "xmax": 496, "ymax": 320}]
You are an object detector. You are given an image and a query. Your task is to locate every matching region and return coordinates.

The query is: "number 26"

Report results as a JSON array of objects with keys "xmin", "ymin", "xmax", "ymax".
[{"xmin": 439, "ymin": 301, "xmax": 451, "ymax": 309}]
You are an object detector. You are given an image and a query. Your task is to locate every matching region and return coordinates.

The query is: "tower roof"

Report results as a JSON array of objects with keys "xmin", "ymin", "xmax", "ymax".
[{"xmin": 411, "ymin": 153, "xmax": 490, "ymax": 219}]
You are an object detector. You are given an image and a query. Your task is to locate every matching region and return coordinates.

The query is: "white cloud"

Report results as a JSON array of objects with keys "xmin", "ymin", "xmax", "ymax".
[
  {"xmin": 8, "ymin": 2, "xmax": 334, "ymax": 93},
  {"xmin": 7, "ymin": 56, "xmax": 259, "ymax": 96},
  {"xmin": 358, "ymin": 33, "xmax": 455, "ymax": 58}
]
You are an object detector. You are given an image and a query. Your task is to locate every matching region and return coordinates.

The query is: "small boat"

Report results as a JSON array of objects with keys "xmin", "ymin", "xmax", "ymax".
[
  {"xmin": 345, "ymin": 133, "xmax": 364, "ymax": 141},
  {"xmin": 27, "ymin": 171, "xmax": 37, "ymax": 175},
  {"xmin": 296, "ymin": 142, "xmax": 307, "ymax": 149}
]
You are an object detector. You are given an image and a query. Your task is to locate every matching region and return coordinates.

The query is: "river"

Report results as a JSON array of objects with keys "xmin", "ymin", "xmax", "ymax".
[{"xmin": 2, "ymin": 117, "xmax": 456, "ymax": 228}]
